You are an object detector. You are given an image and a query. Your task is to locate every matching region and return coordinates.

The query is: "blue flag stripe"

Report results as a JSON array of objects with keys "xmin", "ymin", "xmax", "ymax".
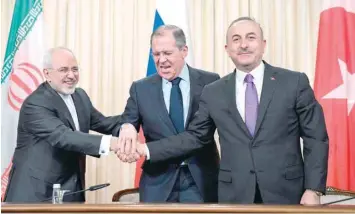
[{"xmin": 146, "ymin": 10, "xmax": 165, "ymax": 76}]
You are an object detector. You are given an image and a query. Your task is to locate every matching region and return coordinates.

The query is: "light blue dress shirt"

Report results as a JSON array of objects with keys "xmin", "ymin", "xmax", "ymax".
[{"xmin": 162, "ymin": 63, "xmax": 190, "ymax": 127}]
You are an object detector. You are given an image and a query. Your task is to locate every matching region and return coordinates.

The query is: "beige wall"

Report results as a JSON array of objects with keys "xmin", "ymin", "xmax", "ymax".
[{"xmin": 1, "ymin": 0, "xmax": 332, "ymax": 203}]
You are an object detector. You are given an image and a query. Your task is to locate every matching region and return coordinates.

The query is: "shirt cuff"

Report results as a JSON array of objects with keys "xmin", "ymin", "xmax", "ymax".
[
  {"xmin": 145, "ymin": 144, "xmax": 150, "ymax": 160},
  {"xmin": 306, "ymin": 189, "xmax": 323, "ymax": 196},
  {"xmin": 99, "ymin": 135, "xmax": 112, "ymax": 155}
]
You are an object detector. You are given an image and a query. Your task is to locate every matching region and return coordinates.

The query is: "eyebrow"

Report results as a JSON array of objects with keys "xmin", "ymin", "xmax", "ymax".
[
  {"xmin": 246, "ymin": 32, "xmax": 257, "ymax": 37},
  {"xmin": 231, "ymin": 34, "xmax": 241, "ymax": 39},
  {"xmin": 231, "ymin": 32, "xmax": 257, "ymax": 39},
  {"xmin": 57, "ymin": 66, "xmax": 79, "ymax": 70},
  {"xmin": 153, "ymin": 49, "xmax": 175, "ymax": 52}
]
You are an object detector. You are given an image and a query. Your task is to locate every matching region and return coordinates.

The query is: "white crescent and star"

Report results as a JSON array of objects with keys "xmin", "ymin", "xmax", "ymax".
[{"xmin": 322, "ymin": 59, "xmax": 355, "ymax": 115}]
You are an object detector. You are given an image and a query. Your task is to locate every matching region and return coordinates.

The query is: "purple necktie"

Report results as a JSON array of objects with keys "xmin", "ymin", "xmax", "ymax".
[{"xmin": 244, "ymin": 74, "xmax": 258, "ymax": 136}]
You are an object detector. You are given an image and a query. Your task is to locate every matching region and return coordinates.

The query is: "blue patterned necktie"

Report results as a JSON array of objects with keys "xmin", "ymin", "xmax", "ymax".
[
  {"xmin": 169, "ymin": 77, "xmax": 184, "ymax": 133},
  {"xmin": 244, "ymin": 74, "xmax": 258, "ymax": 136}
]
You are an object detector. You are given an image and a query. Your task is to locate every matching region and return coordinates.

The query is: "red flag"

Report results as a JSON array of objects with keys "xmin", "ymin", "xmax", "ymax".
[
  {"xmin": 314, "ymin": 2, "xmax": 355, "ymax": 194},
  {"xmin": 134, "ymin": 129, "xmax": 146, "ymax": 187}
]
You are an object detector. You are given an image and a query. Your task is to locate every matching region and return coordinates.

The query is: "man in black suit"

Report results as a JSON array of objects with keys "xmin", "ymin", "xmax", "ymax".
[
  {"xmin": 4, "ymin": 47, "xmax": 121, "ymax": 202},
  {"xmin": 120, "ymin": 17, "xmax": 329, "ymax": 205},
  {"xmin": 117, "ymin": 25, "xmax": 220, "ymax": 202}
]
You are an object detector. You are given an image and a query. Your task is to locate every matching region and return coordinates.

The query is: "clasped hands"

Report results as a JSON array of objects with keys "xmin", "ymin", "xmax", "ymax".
[
  {"xmin": 109, "ymin": 124, "xmax": 321, "ymax": 204},
  {"xmin": 110, "ymin": 124, "xmax": 145, "ymax": 163}
]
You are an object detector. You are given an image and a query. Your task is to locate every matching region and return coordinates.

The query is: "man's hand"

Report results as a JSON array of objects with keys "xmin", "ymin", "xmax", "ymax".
[
  {"xmin": 119, "ymin": 142, "xmax": 146, "ymax": 163},
  {"xmin": 109, "ymin": 136, "xmax": 120, "ymax": 153},
  {"xmin": 118, "ymin": 123, "xmax": 138, "ymax": 154},
  {"xmin": 136, "ymin": 143, "xmax": 147, "ymax": 157},
  {"xmin": 116, "ymin": 123, "xmax": 139, "ymax": 162},
  {"xmin": 300, "ymin": 190, "xmax": 321, "ymax": 205}
]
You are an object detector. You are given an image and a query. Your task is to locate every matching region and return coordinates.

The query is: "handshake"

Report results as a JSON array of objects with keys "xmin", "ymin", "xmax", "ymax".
[{"xmin": 110, "ymin": 123, "xmax": 146, "ymax": 163}]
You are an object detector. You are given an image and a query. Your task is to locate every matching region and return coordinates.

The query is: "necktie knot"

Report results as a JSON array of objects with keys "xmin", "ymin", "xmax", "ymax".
[
  {"xmin": 171, "ymin": 77, "xmax": 182, "ymax": 85},
  {"xmin": 244, "ymin": 74, "xmax": 254, "ymax": 83}
]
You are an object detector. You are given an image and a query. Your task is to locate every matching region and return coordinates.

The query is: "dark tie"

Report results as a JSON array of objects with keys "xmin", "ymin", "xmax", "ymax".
[
  {"xmin": 244, "ymin": 74, "xmax": 258, "ymax": 136},
  {"xmin": 169, "ymin": 77, "xmax": 184, "ymax": 133}
]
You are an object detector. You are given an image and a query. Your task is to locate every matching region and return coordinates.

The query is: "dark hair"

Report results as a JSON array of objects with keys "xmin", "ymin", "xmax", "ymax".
[{"xmin": 226, "ymin": 17, "xmax": 264, "ymax": 42}]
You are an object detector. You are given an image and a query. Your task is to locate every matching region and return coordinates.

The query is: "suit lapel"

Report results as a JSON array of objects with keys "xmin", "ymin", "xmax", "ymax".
[
  {"xmin": 150, "ymin": 75, "xmax": 177, "ymax": 134},
  {"xmin": 254, "ymin": 63, "xmax": 278, "ymax": 137},
  {"xmin": 185, "ymin": 67, "xmax": 204, "ymax": 128},
  {"xmin": 71, "ymin": 92, "xmax": 88, "ymax": 132},
  {"xmin": 68, "ymin": 91, "xmax": 87, "ymax": 189},
  {"xmin": 223, "ymin": 72, "xmax": 251, "ymax": 138},
  {"xmin": 44, "ymin": 82, "xmax": 76, "ymax": 130}
]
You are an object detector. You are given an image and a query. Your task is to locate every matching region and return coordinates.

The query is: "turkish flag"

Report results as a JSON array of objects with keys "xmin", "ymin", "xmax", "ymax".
[{"xmin": 314, "ymin": 2, "xmax": 355, "ymax": 193}]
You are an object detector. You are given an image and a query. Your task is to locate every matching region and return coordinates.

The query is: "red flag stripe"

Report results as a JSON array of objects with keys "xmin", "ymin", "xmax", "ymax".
[{"xmin": 1, "ymin": 161, "xmax": 13, "ymax": 201}]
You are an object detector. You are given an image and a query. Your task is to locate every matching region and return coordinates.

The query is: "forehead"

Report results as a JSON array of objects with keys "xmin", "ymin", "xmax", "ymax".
[
  {"xmin": 152, "ymin": 31, "xmax": 177, "ymax": 50},
  {"xmin": 51, "ymin": 50, "xmax": 77, "ymax": 66},
  {"xmin": 227, "ymin": 20, "xmax": 261, "ymax": 37}
]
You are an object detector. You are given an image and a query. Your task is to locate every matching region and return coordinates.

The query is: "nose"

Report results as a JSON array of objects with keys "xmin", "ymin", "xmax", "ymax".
[
  {"xmin": 240, "ymin": 39, "xmax": 249, "ymax": 49},
  {"xmin": 158, "ymin": 55, "xmax": 168, "ymax": 63},
  {"xmin": 66, "ymin": 70, "xmax": 76, "ymax": 78}
]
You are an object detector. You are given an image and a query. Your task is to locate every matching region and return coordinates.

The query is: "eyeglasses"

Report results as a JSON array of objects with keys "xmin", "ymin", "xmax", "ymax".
[{"xmin": 47, "ymin": 67, "xmax": 80, "ymax": 74}]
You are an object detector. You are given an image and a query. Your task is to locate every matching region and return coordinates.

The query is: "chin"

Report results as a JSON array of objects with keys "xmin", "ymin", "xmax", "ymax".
[
  {"xmin": 237, "ymin": 59, "xmax": 253, "ymax": 65},
  {"xmin": 159, "ymin": 73, "xmax": 173, "ymax": 81},
  {"xmin": 61, "ymin": 88, "xmax": 76, "ymax": 95}
]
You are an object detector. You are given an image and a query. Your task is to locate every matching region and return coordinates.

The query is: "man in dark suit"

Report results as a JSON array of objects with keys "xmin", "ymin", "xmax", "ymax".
[
  {"xmin": 117, "ymin": 25, "xmax": 220, "ymax": 203},
  {"xmin": 120, "ymin": 17, "xmax": 329, "ymax": 205},
  {"xmin": 4, "ymin": 47, "xmax": 121, "ymax": 203}
]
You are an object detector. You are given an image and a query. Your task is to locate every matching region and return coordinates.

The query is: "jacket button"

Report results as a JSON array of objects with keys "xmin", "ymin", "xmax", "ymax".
[{"xmin": 250, "ymin": 170, "xmax": 255, "ymax": 174}]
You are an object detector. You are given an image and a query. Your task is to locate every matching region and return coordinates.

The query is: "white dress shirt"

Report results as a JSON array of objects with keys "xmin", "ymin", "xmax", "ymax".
[
  {"xmin": 58, "ymin": 93, "xmax": 111, "ymax": 155},
  {"xmin": 235, "ymin": 62, "xmax": 264, "ymax": 122}
]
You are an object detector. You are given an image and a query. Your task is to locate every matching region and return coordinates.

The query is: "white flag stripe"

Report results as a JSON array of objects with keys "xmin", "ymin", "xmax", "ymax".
[
  {"xmin": 1, "ymin": 15, "xmax": 44, "ymax": 174},
  {"xmin": 1, "ymin": 0, "xmax": 44, "ymax": 199},
  {"xmin": 156, "ymin": 0, "xmax": 194, "ymax": 65},
  {"xmin": 322, "ymin": 0, "xmax": 355, "ymax": 13}
]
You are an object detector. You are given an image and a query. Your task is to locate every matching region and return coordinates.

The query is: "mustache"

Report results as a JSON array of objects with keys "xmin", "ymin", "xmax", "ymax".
[
  {"xmin": 238, "ymin": 49, "xmax": 252, "ymax": 54},
  {"xmin": 64, "ymin": 78, "xmax": 77, "ymax": 82}
]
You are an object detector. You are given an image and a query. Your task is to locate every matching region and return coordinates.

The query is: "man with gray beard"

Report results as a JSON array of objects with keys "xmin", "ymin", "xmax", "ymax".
[{"xmin": 4, "ymin": 47, "xmax": 121, "ymax": 202}]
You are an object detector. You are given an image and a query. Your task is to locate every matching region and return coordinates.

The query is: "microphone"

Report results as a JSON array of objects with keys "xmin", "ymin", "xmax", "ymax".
[
  {"xmin": 62, "ymin": 183, "xmax": 110, "ymax": 197},
  {"xmin": 322, "ymin": 195, "xmax": 355, "ymax": 205},
  {"xmin": 41, "ymin": 183, "xmax": 110, "ymax": 202},
  {"xmin": 87, "ymin": 183, "xmax": 110, "ymax": 191}
]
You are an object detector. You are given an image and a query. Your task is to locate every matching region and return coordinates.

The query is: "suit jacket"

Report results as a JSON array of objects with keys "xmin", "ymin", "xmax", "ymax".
[
  {"xmin": 119, "ymin": 66, "xmax": 220, "ymax": 202},
  {"xmin": 147, "ymin": 62, "xmax": 329, "ymax": 204},
  {"xmin": 4, "ymin": 82, "xmax": 121, "ymax": 202}
]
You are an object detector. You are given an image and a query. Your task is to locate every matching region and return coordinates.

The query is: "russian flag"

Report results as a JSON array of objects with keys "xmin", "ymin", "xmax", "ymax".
[{"xmin": 134, "ymin": 0, "xmax": 193, "ymax": 187}]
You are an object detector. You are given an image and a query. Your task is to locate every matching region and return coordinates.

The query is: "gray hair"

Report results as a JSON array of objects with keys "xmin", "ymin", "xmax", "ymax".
[
  {"xmin": 226, "ymin": 17, "xmax": 264, "ymax": 42},
  {"xmin": 150, "ymin": 25, "xmax": 186, "ymax": 49},
  {"xmin": 43, "ymin": 47, "xmax": 76, "ymax": 69}
]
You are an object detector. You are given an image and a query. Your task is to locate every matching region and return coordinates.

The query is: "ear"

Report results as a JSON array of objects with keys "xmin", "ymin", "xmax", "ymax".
[
  {"xmin": 262, "ymin": 39, "xmax": 267, "ymax": 54},
  {"xmin": 224, "ymin": 44, "xmax": 230, "ymax": 56},
  {"xmin": 43, "ymin": 69, "xmax": 51, "ymax": 82},
  {"xmin": 181, "ymin": 45, "xmax": 188, "ymax": 58}
]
